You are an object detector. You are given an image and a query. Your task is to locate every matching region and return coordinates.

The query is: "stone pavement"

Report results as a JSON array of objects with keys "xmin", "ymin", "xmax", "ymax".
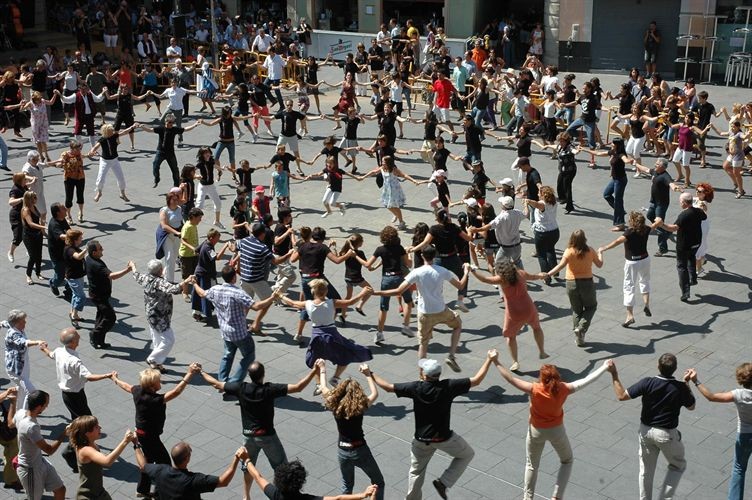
[{"xmin": 0, "ymin": 68, "xmax": 750, "ymax": 500}]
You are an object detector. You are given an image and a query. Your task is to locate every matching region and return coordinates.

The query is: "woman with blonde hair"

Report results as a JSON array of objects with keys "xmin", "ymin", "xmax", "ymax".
[
  {"xmin": 21, "ymin": 191, "xmax": 46, "ymax": 285},
  {"xmin": 491, "ymin": 359, "xmax": 611, "ymax": 500},
  {"xmin": 86, "ymin": 123, "xmax": 136, "ymax": 203},
  {"xmin": 20, "ymin": 90, "xmax": 58, "ymax": 161},
  {"xmin": 111, "ymin": 363, "xmax": 201, "ymax": 498},
  {"xmin": 315, "ymin": 360, "xmax": 385, "ymax": 500},
  {"xmin": 598, "ymin": 211, "xmax": 659, "ymax": 327},
  {"xmin": 68, "ymin": 415, "xmax": 136, "ymax": 499},
  {"xmin": 277, "ymin": 279, "xmax": 373, "ymax": 389},
  {"xmin": 544, "ymin": 230, "xmax": 603, "ymax": 347}
]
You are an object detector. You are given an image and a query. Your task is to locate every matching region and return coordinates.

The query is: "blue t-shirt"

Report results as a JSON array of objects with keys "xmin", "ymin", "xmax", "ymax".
[
  {"xmin": 272, "ymin": 170, "xmax": 290, "ymax": 198},
  {"xmin": 627, "ymin": 376, "xmax": 695, "ymax": 429}
]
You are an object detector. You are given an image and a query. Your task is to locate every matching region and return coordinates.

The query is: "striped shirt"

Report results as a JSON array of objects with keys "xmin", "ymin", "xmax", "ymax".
[
  {"xmin": 204, "ymin": 283, "xmax": 254, "ymax": 342},
  {"xmin": 237, "ymin": 235, "xmax": 272, "ymax": 283}
]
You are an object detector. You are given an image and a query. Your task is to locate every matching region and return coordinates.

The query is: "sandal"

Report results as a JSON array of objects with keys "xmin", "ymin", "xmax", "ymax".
[
  {"xmin": 736, "ymin": 190, "xmax": 746, "ymax": 199},
  {"xmin": 354, "ymin": 307, "xmax": 366, "ymax": 316}
]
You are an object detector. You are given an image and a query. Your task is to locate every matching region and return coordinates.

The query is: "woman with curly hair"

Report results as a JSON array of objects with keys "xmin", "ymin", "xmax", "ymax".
[
  {"xmin": 362, "ymin": 225, "xmax": 414, "ymax": 344},
  {"xmin": 684, "ymin": 363, "xmax": 752, "ymax": 500},
  {"xmin": 68, "ymin": 415, "xmax": 136, "ymax": 499},
  {"xmin": 49, "ymin": 139, "xmax": 86, "ymax": 223},
  {"xmin": 469, "ymin": 258, "xmax": 548, "ymax": 371},
  {"xmin": 314, "ymin": 360, "xmax": 385, "ymax": 500},
  {"xmin": 491, "ymin": 359, "xmax": 611, "ymax": 500},
  {"xmin": 693, "ymin": 183, "xmax": 714, "ymax": 275},
  {"xmin": 598, "ymin": 211, "xmax": 659, "ymax": 328},
  {"xmin": 545, "ymin": 230, "xmax": 603, "ymax": 347}
]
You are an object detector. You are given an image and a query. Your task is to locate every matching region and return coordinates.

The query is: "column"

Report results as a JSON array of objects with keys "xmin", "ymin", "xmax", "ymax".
[
  {"xmin": 358, "ymin": 0, "xmax": 382, "ymax": 35},
  {"xmin": 544, "ymin": 0, "xmax": 560, "ymax": 66}
]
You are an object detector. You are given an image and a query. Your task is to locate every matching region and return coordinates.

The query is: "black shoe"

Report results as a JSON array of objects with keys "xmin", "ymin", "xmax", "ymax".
[
  {"xmin": 0, "ymin": 164, "xmax": 10, "ymax": 171},
  {"xmin": 152, "ymin": 181, "xmax": 159, "ymax": 188},
  {"xmin": 90, "ymin": 342, "xmax": 112, "ymax": 350},
  {"xmin": 50, "ymin": 286, "xmax": 60, "ymax": 296},
  {"xmin": 432, "ymin": 479, "xmax": 448, "ymax": 499},
  {"xmin": 3, "ymin": 482, "xmax": 22, "ymax": 491},
  {"xmin": 680, "ymin": 293, "xmax": 690, "ymax": 302},
  {"xmin": 643, "ymin": 306, "xmax": 652, "ymax": 317},
  {"xmin": 690, "ymin": 279, "xmax": 698, "ymax": 286}
]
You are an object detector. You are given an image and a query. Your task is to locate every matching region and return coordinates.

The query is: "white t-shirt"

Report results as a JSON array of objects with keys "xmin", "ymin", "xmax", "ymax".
[
  {"xmin": 160, "ymin": 87, "xmax": 187, "ymax": 110},
  {"xmin": 404, "ymin": 264, "xmax": 458, "ymax": 314},
  {"xmin": 733, "ymin": 388, "xmax": 752, "ymax": 434},
  {"xmin": 304, "ymin": 299, "xmax": 336, "ymax": 327},
  {"xmin": 543, "ymin": 100, "xmax": 557, "ymax": 119},
  {"xmin": 253, "ymin": 34, "xmax": 274, "ymax": 52},
  {"xmin": 51, "ymin": 347, "xmax": 91, "ymax": 393},
  {"xmin": 263, "ymin": 55, "xmax": 286, "ymax": 80},
  {"xmin": 541, "ymin": 75, "xmax": 559, "ymax": 93},
  {"xmin": 166, "ymin": 45, "xmax": 182, "ymax": 58},
  {"xmin": 14, "ymin": 413, "xmax": 44, "ymax": 467}
]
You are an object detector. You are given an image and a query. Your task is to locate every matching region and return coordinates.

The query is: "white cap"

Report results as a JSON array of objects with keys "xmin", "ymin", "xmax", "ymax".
[
  {"xmin": 418, "ymin": 358, "xmax": 442, "ymax": 377},
  {"xmin": 433, "ymin": 169, "xmax": 447, "ymax": 178},
  {"xmin": 498, "ymin": 196, "xmax": 515, "ymax": 209},
  {"xmin": 499, "ymin": 177, "xmax": 514, "ymax": 187},
  {"xmin": 463, "ymin": 197, "xmax": 478, "ymax": 208}
]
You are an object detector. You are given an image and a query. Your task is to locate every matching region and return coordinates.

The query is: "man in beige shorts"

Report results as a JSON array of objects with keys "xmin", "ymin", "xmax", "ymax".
[{"xmin": 373, "ymin": 245, "xmax": 469, "ymax": 372}]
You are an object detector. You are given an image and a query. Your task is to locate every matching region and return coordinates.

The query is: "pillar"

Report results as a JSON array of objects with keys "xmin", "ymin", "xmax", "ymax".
[
  {"xmin": 358, "ymin": 0, "xmax": 382, "ymax": 35},
  {"xmin": 444, "ymin": 0, "xmax": 478, "ymax": 39},
  {"xmin": 544, "ymin": 0, "xmax": 560, "ymax": 66}
]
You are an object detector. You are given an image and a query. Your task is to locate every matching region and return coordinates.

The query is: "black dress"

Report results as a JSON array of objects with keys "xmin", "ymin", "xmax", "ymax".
[{"xmin": 22, "ymin": 207, "xmax": 43, "ymax": 277}]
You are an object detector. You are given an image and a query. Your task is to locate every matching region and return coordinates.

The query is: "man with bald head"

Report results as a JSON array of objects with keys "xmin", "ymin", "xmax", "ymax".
[
  {"xmin": 655, "ymin": 192, "xmax": 707, "ymax": 302},
  {"xmin": 40, "ymin": 328, "xmax": 114, "ymax": 471},
  {"xmin": 135, "ymin": 441, "xmax": 246, "ymax": 499}
]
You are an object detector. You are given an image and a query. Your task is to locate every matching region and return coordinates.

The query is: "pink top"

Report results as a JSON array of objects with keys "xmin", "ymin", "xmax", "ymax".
[{"xmin": 678, "ymin": 126, "xmax": 693, "ymax": 152}]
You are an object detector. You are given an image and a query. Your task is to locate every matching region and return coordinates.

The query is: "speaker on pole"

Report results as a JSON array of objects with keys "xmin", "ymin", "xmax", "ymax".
[{"xmin": 173, "ymin": 15, "xmax": 187, "ymax": 39}]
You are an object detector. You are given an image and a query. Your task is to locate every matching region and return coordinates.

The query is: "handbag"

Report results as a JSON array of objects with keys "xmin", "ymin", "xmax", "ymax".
[{"xmin": 376, "ymin": 171, "xmax": 384, "ymax": 188}]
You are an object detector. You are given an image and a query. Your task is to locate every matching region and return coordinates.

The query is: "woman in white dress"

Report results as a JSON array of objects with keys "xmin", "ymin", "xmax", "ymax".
[{"xmin": 359, "ymin": 155, "xmax": 419, "ymax": 231}]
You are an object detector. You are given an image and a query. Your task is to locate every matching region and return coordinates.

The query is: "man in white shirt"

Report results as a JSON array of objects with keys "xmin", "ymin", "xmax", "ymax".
[
  {"xmin": 137, "ymin": 33, "xmax": 159, "ymax": 62},
  {"xmin": 57, "ymin": 83, "xmax": 106, "ymax": 147},
  {"xmin": 262, "ymin": 46, "xmax": 286, "ymax": 110},
  {"xmin": 373, "ymin": 245, "xmax": 469, "ymax": 372},
  {"xmin": 166, "ymin": 37, "xmax": 182, "ymax": 61},
  {"xmin": 40, "ymin": 327, "xmax": 114, "ymax": 472},
  {"xmin": 252, "ymin": 28, "xmax": 274, "ymax": 53},
  {"xmin": 470, "ymin": 195, "xmax": 526, "ymax": 268},
  {"xmin": 195, "ymin": 23, "xmax": 210, "ymax": 43}
]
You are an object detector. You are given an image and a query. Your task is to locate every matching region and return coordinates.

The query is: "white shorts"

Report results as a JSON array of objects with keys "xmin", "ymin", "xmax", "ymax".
[
  {"xmin": 323, "ymin": 187, "xmax": 341, "ymax": 205},
  {"xmin": 726, "ymin": 156, "xmax": 742, "ymax": 168},
  {"xmin": 433, "ymin": 106, "xmax": 450, "ymax": 123},
  {"xmin": 277, "ymin": 134, "xmax": 299, "ymax": 152},
  {"xmin": 104, "ymin": 34, "xmax": 119, "ymax": 48},
  {"xmin": 339, "ymin": 137, "xmax": 359, "ymax": 156},
  {"xmin": 672, "ymin": 148, "xmax": 691, "ymax": 167},
  {"xmin": 17, "ymin": 458, "xmax": 64, "ymax": 499}
]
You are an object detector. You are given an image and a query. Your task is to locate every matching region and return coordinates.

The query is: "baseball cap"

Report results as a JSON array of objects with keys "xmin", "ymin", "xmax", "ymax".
[
  {"xmin": 255, "ymin": 185, "xmax": 265, "ymax": 192},
  {"xmin": 432, "ymin": 169, "xmax": 447, "ymax": 178},
  {"xmin": 499, "ymin": 177, "xmax": 514, "ymax": 187},
  {"xmin": 418, "ymin": 358, "xmax": 442, "ymax": 377},
  {"xmin": 498, "ymin": 196, "xmax": 515, "ymax": 209},
  {"xmin": 463, "ymin": 197, "xmax": 478, "ymax": 208}
]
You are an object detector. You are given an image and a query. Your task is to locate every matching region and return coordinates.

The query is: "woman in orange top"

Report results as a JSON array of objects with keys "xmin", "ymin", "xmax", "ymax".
[
  {"xmin": 492, "ymin": 359, "xmax": 610, "ymax": 500},
  {"xmin": 543, "ymin": 229, "xmax": 602, "ymax": 347},
  {"xmin": 49, "ymin": 139, "xmax": 87, "ymax": 223}
]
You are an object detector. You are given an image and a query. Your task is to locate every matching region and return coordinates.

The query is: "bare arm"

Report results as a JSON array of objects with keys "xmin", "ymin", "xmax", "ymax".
[
  {"xmin": 287, "ymin": 366, "xmax": 319, "ymax": 394},
  {"xmin": 492, "ymin": 358, "xmax": 533, "ymax": 393}
]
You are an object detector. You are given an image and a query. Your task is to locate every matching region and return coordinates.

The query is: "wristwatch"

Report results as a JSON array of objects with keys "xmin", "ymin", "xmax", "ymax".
[{"xmin": 693, "ymin": 380, "xmax": 701, "ymax": 386}]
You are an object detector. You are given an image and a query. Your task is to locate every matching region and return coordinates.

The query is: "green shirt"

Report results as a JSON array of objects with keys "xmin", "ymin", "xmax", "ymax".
[{"xmin": 179, "ymin": 222, "xmax": 199, "ymax": 257}]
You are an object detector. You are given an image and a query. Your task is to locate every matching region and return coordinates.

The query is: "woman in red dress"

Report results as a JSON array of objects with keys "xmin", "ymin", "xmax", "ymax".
[{"xmin": 469, "ymin": 258, "xmax": 549, "ymax": 371}]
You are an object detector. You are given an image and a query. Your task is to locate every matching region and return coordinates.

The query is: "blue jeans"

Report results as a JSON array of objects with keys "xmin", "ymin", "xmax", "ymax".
[
  {"xmin": 218, "ymin": 336, "xmax": 255, "ymax": 383},
  {"xmin": 646, "ymin": 202, "xmax": 669, "ymax": 253},
  {"xmin": 264, "ymin": 77, "xmax": 284, "ymax": 108},
  {"xmin": 0, "ymin": 135, "xmax": 7, "ymax": 168},
  {"xmin": 506, "ymin": 115, "xmax": 524, "ymax": 136},
  {"xmin": 728, "ymin": 432, "xmax": 752, "ymax": 500},
  {"xmin": 49, "ymin": 258, "xmax": 68, "ymax": 292},
  {"xmin": 245, "ymin": 433, "xmax": 288, "ymax": 470},
  {"xmin": 66, "ymin": 277, "xmax": 86, "ymax": 312},
  {"xmin": 213, "ymin": 141, "xmax": 236, "ymax": 165},
  {"xmin": 555, "ymin": 107, "xmax": 574, "ymax": 126},
  {"xmin": 566, "ymin": 118, "xmax": 596, "ymax": 148},
  {"xmin": 338, "ymin": 445, "xmax": 385, "ymax": 500},
  {"xmin": 379, "ymin": 274, "xmax": 413, "ymax": 311},
  {"xmin": 603, "ymin": 176, "xmax": 627, "ymax": 226}
]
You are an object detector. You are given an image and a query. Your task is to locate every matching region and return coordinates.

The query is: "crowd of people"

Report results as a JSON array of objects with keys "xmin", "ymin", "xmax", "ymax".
[{"xmin": 1, "ymin": 10, "xmax": 751, "ymax": 500}]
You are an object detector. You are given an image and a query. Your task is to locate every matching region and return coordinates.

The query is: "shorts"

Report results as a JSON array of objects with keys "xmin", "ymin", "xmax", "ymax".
[
  {"xmin": 417, "ymin": 308, "xmax": 461, "ymax": 347},
  {"xmin": 345, "ymin": 277, "xmax": 366, "ymax": 286},
  {"xmin": 104, "ymin": 33, "xmax": 119, "ymax": 48},
  {"xmin": 644, "ymin": 50, "xmax": 657, "ymax": 64},
  {"xmin": 433, "ymin": 106, "xmax": 450, "ymax": 123},
  {"xmin": 17, "ymin": 458, "xmax": 64, "ymax": 498},
  {"xmin": 277, "ymin": 134, "xmax": 299, "ymax": 152},
  {"xmin": 484, "ymin": 245, "xmax": 499, "ymax": 257},
  {"xmin": 726, "ymin": 156, "xmax": 743, "ymax": 167},
  {"xmin": 390, "ymin": 100, "xmax": 404, "ymax": 116},
  {"xmin": 672, "ymin": 148, "xmax": 692, "ymax": 167},
  {"xmin": 379, "ymin": 274, "xmax": 413, "ymax": 311},
  {"xmin": 180, "ymin": 255, "xmax": 198, "ymax": 280},
  {"xmin": 339, "ymin": 137, "xmax": 359, "ymax": 156},
  {"xmin": 241, "ymin": 279, "xmax": 273, "ymax": 300},
  {"xmin": 322, "ymin": 188, "xmax": 341, "ymax": 205}
]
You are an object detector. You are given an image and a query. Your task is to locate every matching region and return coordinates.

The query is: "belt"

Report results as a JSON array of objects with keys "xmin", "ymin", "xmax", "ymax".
[
  {"xmin": 338, "ymin": 440, "xmax": 366, "ymax": 449},
  {"xmin": 302, "ymin": 273, "xmax": 321, "ymax": 278},
  {"xmin": 627, "ymin": 254, "xmax": 649, "ymax": 261},
  {"xmin": 246, "ymin": 428, "xmax": 268, "ymax": 437},
  {"xmin": 501, "ymin": 242, "xmax": 521, "ymax": 248},
  {"xmin": 383, "ymin": 271, "xmax": 402, "ymax": 276}
]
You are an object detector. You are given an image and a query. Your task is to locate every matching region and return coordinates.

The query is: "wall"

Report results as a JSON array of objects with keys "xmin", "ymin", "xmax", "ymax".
[
  {"xmin": 544, "ymin": 0, "xmax": 560, "ymax": 65},
  {"xmin": 445, "ymin": 0, "xmax": 478, "ymax": 39},
  {"xmin": 557, "ymin": 0, "xmax": 592, "ymax": 71},
  {"xmin": 358, "ymin": 0, "xmax": 382, "ymax": 34}
]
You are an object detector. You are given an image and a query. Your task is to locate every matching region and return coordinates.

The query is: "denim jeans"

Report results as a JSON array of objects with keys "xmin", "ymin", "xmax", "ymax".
[
  {"xmin": 49, "ymin": 258, "xmax": 68, "ymax": 292},
  {"xmin": 0, "ymin": 135, "xmax": 7, "ymax": 168},
  {"xmin": 506, "ymin": 115, "xmax": 524, "ymax": 136},
  {"xmin": 566, "ymin": 118, "xmax": 596, "ymax": 148},
  {"xmin": 555, "ymin": 107, "xmax": 574, "ymax": 125},
  {"xmin": 434, "ymin": 254, "xmax": 465, "ymax": 298},
  {"xmin": 338, "ymin": 445, "xmax": 385, "ymax": 500},
  {"xmin": 603, "ymin": 176, "xmax": 628, "ymax": 226},
  {"xmin": 244, "ymin": 433, "xmax": 288, "ymax": 470},
  {"xmin": 213, "ymin": 141, "xmax": 236, "ymax": 165},
  {"xmin": 66, "ymin": 277, "xmax": 86, "ymax": 312},
  {"xmin": 218, "ymin": 336, "xmax": 255, "ymax": 383},
  {"xmin": 534, "ymin": 228, "xmax": 560, "ymax": 274},
  {"xmin": 379, "ymin": 274, "xmax": 413, "ymax": 311},
  {"xmin": 728, "ymin": 432, "xmax": 752, "ymax": 500},
  {"xmin": 264, "ymin": 77, "xmax": 284, "ymax": 108},
  {"xmin": 646, "ymin": 202, "xmax": 669, "ymax": 253}
]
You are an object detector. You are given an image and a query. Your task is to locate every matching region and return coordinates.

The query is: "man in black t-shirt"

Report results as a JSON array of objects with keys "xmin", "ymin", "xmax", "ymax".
[
  {"xmin": 273, "ymin": 99, "xmax": 308, "ymax": 172},
  {"xmin": 565, "ymin": 81, "xmax": 597, "ymax": 148},
  {"xmin": 136, "ymin": 440, "xmax": 244, "ymax": 500},
  {"xmin": 516, "ymin": 157, "xmax": 542, "ymax": 203},
  {"xmin": 655, "ymin": 192, "xmax": 707, "ymax": 301},
  {"xmin": 84, "ymin": 240, "xmax": 133, "ymax": 349},
  {"xmin": 608, "ymin": 354, "xmax": 695, "ymax": 500},
  {"xmin": 368, "ymin": 351, "xmax": 496, "ymax": 499},
  {"xmin": 200, "ymin": 361, "xmax": 318, "ymax": 500},
  {"xmin": 140, "ymin": 115, "xmax": 202, "ymax": 187},
  {"xmin": 690, "ymin": 91, "xmax": 719, "ymax": 167},
  {"xmin": 636, "ymin": 158, "xmax": 677, "ymax": 255},
  {"xmin": 368, "ymin": 39, "xmax": 385, "ymax": 79}
]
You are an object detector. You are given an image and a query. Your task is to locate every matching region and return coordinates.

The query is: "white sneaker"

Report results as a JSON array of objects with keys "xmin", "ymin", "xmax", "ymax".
[
  {"xmin": 293, "ymin": 333, "xmax": 303, "ymax": 344},
  {"xmin": 373, "ymin": 330, "xmax": 385, "ymax": 344},
  {"xmin": 321, "ymin": 212, "xmax": 330, "ymax": 218},
  {"xmin": 266, "ymin": 130, "xmax": 275, "ymax": 138},
  {"xmin": 633, "ymin": 171, "xmax": 641, "ymax": 178},
  {"xmin": 401, "ymin": 325, "xmax": 415, "ymax": 337},
  {"xmin": 455, "ymin": 302, "xmax": 469, "ymax": 313},
  {"xmin": 238, "ymin": 131, "xmax": 245, "ymax": 139},
  {"xmin": 339, "ymin": 204, "xmax": 347, "ymax": 215},
  {"xmin": 391, "ymin": 215, "xmax": 398, "ymax": 223},
  {"xmin": 7, "ymin": 252, "xmax": 13, "ymax": 263},
  {"xmin": 215, "ymin": 221, "xmax": 225, "ymax": 229},
  {"xmin": 252, "ymin": 133, "xmax": 258, "ymax": 144}
]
